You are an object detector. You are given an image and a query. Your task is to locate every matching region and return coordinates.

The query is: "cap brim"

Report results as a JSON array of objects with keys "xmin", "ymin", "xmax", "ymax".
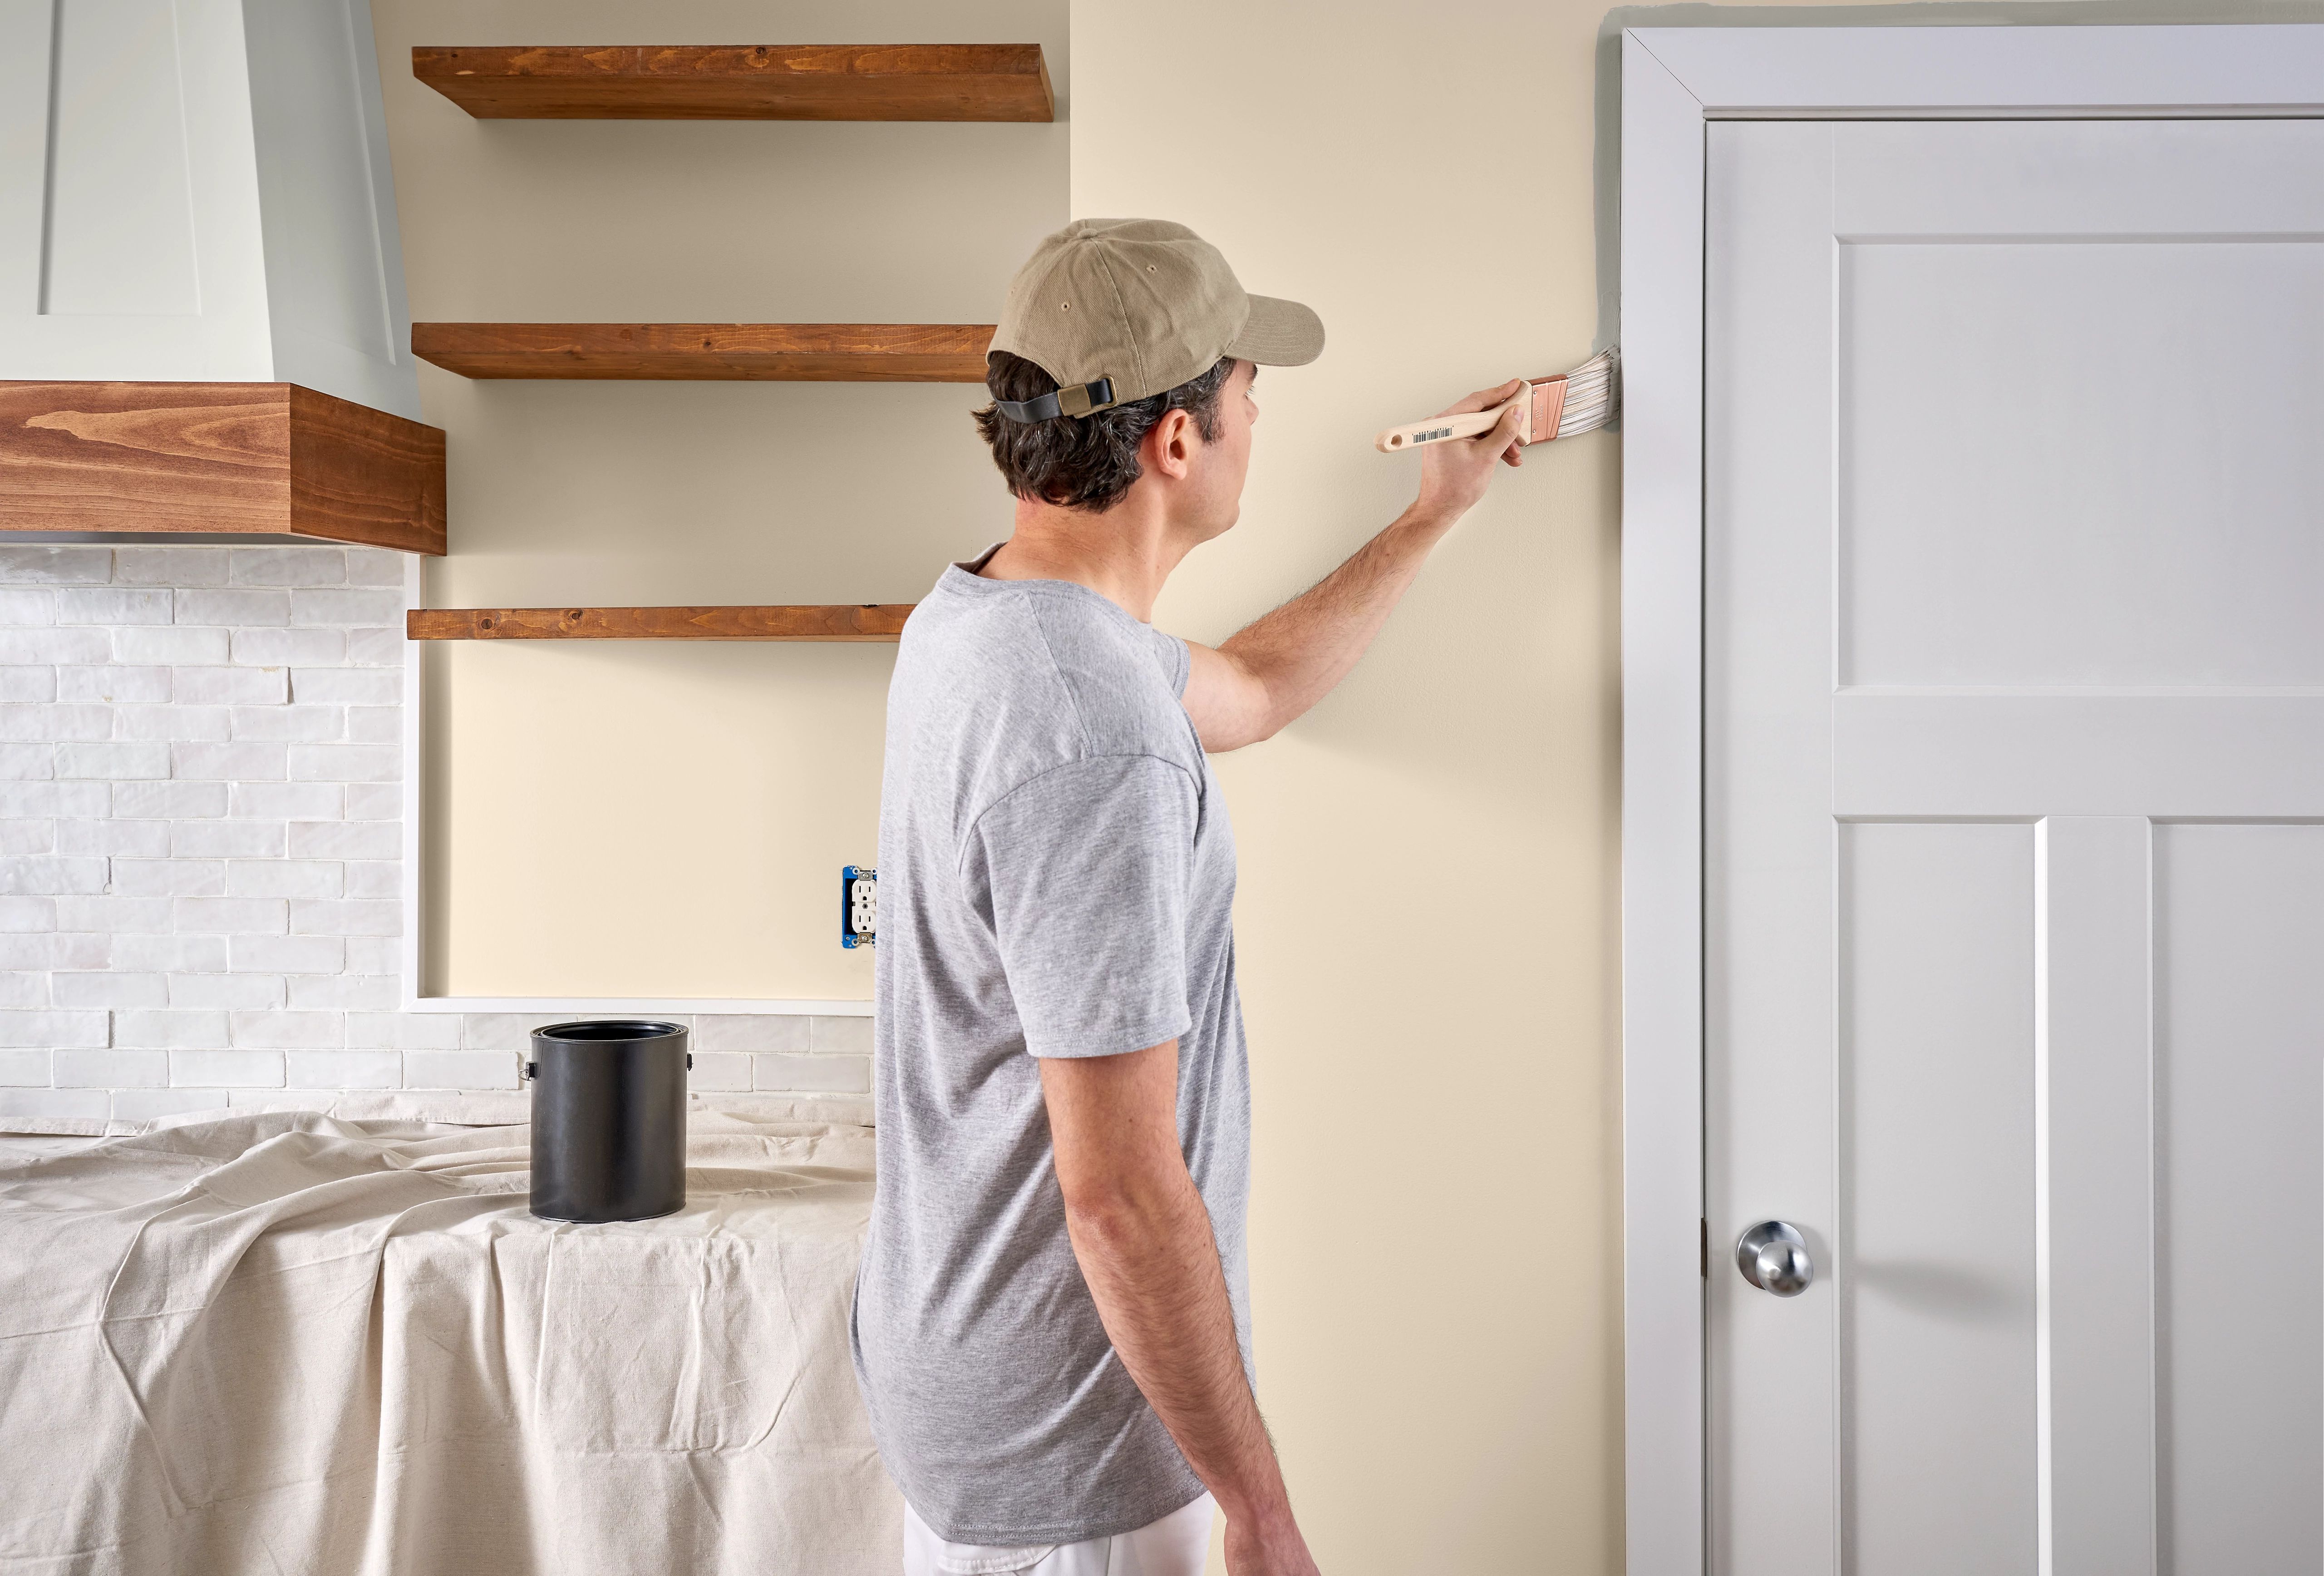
[{"xmin": 1224, "ymin": 294, "xmax": 1324, "ymax": 367}]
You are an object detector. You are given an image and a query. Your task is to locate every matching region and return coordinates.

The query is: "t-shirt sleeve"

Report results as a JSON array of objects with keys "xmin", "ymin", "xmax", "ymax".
[
  {"xmin": 965, "ymin": 753, "xmax": 1198, "ymax": 1058},
  {"xmin": 1149, "ymin": 626, "xmax": 1191, "ymax": 699}
]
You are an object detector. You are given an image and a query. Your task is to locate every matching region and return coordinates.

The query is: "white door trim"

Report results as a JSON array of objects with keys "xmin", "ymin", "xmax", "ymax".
[{"xmin": 1616, "ymin": 24, "xmax": 2324, "ymax": 1576}]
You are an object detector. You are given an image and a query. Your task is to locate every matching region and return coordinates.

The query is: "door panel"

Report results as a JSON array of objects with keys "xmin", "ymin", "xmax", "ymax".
[{"xmin": 1707, "ymin": 118, "xmax": 2324, "ymax": 1576}]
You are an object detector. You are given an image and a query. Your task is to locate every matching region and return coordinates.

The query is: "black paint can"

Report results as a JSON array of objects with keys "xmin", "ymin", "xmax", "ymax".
[{"xmin": 525, "ymin": 1020, "xmax": 690, "ymax": 1223}]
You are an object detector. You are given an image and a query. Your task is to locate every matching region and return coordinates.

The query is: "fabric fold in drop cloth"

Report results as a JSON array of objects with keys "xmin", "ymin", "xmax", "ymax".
[{"xmin": 0, "ymin": 1102, "xmax": 901, "ymax": 1575}]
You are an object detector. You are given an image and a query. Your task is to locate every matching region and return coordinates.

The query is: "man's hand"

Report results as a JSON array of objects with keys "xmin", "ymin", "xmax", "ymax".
[
  {"xmin": 1412, "ymin": 377, "xmax": 1528, "ymax": 527},
  {"xmin": 1040, "ymin": 1043, "xmax": 1321, "ymax": 1574}
]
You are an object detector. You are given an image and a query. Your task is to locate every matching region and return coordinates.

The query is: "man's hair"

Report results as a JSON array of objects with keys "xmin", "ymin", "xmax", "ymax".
[{"xmin": 972, "ymin": 351, "xmax": 1236, "ymax": 514}]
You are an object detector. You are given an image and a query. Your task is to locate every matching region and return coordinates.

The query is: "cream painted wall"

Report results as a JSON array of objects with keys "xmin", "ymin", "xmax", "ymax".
[{"xmin": 370, "ymin": 0, "xmax": 1067, "ymax": 997}]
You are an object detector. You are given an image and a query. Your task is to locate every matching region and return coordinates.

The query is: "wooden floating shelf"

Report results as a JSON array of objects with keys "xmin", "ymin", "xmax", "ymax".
[
  {"xmin": 412, "ymin": 43, "xmax": 1053, "ymax": 122},
  {"xmin": 408, "ymin": 605, "xmax": 914, "ymax": 642},
  {"xmin": 411, "ymin": 323, "xmax": 993, "ymax": 382},
  {"xmin": 0, "ymin": 382, "xmax": 446, "ymax": 554}
]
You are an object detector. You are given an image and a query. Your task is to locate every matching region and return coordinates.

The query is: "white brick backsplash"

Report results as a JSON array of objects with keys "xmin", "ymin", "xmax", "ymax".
[
  {"xmin": 0, "ymin": 705, "xmax": 111, "ymax": 741},
  {"xmin": 292, "ymin": 588, "xmax": 404, "ymax": 627},
  {"xmin": 290, "ymin": 899, "xmax": 398, "ymax": 936},
  {"xmin": 0, "ymin": 856, "xmax": 108, "ymax": 894},
  {"xmin": 176, "ymin": 589, "xmax": 291, "ymax": 627},
  {"xmin": 0, "ymin": 547, "xmax": 111, "ymax": 584},
  {"xmin": 694, "ymin": 1014, "xmax": 811, "ymax": 1052},
  {"xmin": 0, "ymin": 590, "xmax": 54, "ymax": 624},
  {"xmin": 113, "ymin": 1088, "xmax": 230, "ymax": 1120},
  {"xmin": 0, "ymin": 783, "xmax": 104, "ymax": 816},
  {"xmin": 112, "ymin": 548, "xmax": 226, "ymax": 587},
  {"xmin": 0, "ymin": 821, "xmax": 49, "ymax": 855},
  {"xmin": 58, "ymin": 742, "xmax": 169, "ymax": 780},
  {"xmin": 0, "ymin": 669, "xmax": 57, "ymax": 702},
  {"xmin": 227, "ymin": 860, "xmax": 342, "ymax": 899},
  {"xmin": 0, "ymin": 933, "xmax": 108, "ymax": 969},
  {"xmin": 753, "ymin": 1053, "xmax": 872, "ymax": 1094},
  {"xmin": 346, "ymin": 706, "xmax": 399, "ymax": 743},
  {"xmin": 230, "ymin": 548, "xmax": 346, "ymax": 587},
  {"xmin": 689, "ymin": 1052, "xmax": 753, "ymax": 1092},
  {"xmin": 0, "ymin": 1010, "xmax": 107, "ymax": 1047},
  {"xmin": 57, "ymin": 665, "xmax": 171, "ymax": 703},
  {"xmin": 59, "ymin": 818, "xmax": 170, "ymax": 855},
  {"xmin": 291, "ymin": 667, "xmax": 399, "ymax": 706},
  {"xmin": 174, "ymin": 897, "xmax": 288, "ymax": 934},
  {"xmin": 342, "ymin": 937, "xmax": 399, "ymax": 973},
  {"xmin": 232, "ymin": 782, "xmax": 343, "ymax": 820},
  {"xmin": 342, "ymin": 860, "xmax": 399, "ymax": 899},
  {"xmin": 168, "ymin": 972, "xmax": 285, "ymax": 1010},
  {"xmin": 404, "ymin": 1049, "xmax": 519, "ymax": 1090},
  {"xmin": 171, "ymin": 742, "xmax": 286, "ymax": 781},
  {"xmin": 58, "ymin": 896, "xmax": 172, "ymax": 933},
  {"xmin": 113, "ymin": 781, "xmax": 226, "ymax": 818},
  {"xmin": 112, "ymin": 934, "xmax": 226, "ymax": 971},
  {"xmin": 114, "ymin": 626, "xmax": 228, "ymax": 664},
  {"xmin": 289, "ymin": 819, "xmax": 396, "ymax": 859},
  {"xmin": 345, "ymin": 783, "xmax": 401, "ymax": 820},
  {"xmin": 0, "ymin": 1087, "xmax": 110, "ymax": 1120},
  {"xmin": 286, "ymin": 973, "xmax": 396, "ymax": 1010},
  {"xmin": 0, "ymin": 1048, "xmax": 50, "ymax": 1084},
  {"xmin": 110, "ymin": 859, "xmax": 226, "ymax": 897},
  {"xmin": 344, "ymin": 628, "xmax": 403, "ymax": 667},
  {"xmin": 347, "ymin": 1011, "xmax": 462, "ymax": 1050},
  {"xmin": 230, "ymin": 705, "xmax": 344, "ymax": 742},
  {"xmin": 171, "ymin": 820, "xmax": 285, "ymax": 858},
  {"xmin": 229, "ymin": 1012, "xmax": 341, "ymax": 1050},
  {"xmin": 232, "ymin": 934, "xmax": 343, "ymax": 973},
  {"xmin": 459, "ymin": 1013, "xmax": 567, "ymax": 1051},
  {"xmin": 285, "ymin": 1050, "xmax": 399, "ymax": 1088},
  {"xmin": 175, "ymin": 666, "xmax": 290, "ymax": 705},
  {"xmin": 231, "ymin": 627, "xmax": 343, "ymax": 666},
  {"xmin": 0, "ymin": 897, "xmax": 56, "ymax": 931},
  {"xmin": 0, "ymin": 744, "xmax": 56, "ymax": 780},
  {"xmin": 53, "ymin": 971, "xmax": 167, "ymax": 1008},
  {"xmin": 58, "ymin": 588, "xmax": 171, "ymax": 625},
  {"xmin": 288, "ymin": 744, "xmax": 399, "ymax": 782},
  {"xmin": 0, "ymin": 972, "xmax": 49, "ymax": 1008},
  {"xmin": 173, "ymin": 1048, "xmax": 285, "ymax": 1086},
  {"xmin": 56, "ymin": 1048, "xmax": 168, "ymax": 1087},
  {"xmin": 344, "ymin": 551, "xmax": 403, "ymax": 588},
  {"xmin": 812, "ymin": 1016, "xmax": 874, "ymax": 1054},
  {"xmin": 111, "ymin": 705, "xmax": 231, "ymax": 742},
  {"xmin": 0, "ymin": 628, "xmax": 111, "ymax": 664},
  {"xmin": 113, "ymin": 1010, "xmax": 230, "ymax": 1048}
]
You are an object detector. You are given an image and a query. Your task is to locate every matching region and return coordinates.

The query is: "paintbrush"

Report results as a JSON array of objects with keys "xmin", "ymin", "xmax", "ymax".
[{"xmin": 1373, "ymin": 348, "xmax": 1619, "ymax": 454}]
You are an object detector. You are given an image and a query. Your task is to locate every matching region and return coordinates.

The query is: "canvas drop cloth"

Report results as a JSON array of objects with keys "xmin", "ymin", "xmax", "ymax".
[{"xmin": 0, "ymin": 1101, "xmax": 901, "ymax": 1575}]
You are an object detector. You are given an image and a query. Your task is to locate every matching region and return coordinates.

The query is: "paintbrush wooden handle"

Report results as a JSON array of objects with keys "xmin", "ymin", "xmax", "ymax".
[{"xmin": 1373, "ymin": 398, "xmax": 1516, "ymax": 454}]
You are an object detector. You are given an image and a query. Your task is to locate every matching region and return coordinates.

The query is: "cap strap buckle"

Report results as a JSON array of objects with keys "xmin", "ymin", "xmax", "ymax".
[{"xmin": 993, "ymin": 377, "xmax": 1116, "ymax": 423}]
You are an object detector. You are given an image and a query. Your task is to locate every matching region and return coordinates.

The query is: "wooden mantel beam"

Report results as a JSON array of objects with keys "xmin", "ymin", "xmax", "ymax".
[{"xmin": 407, "ymin": 606, "xmax": 915, "ymax": 642}]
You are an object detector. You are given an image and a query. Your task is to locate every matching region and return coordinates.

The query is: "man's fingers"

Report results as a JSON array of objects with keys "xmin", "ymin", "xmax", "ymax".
[{"xmin": 1440, "ymin": 378, "xmax": 1524, "ymax": 418}]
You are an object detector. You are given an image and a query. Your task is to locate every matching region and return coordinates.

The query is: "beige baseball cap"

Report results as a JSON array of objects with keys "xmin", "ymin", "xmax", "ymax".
[{"xmin": 987, "ymin": 217, "xmax": 1324, "ymax": 420}]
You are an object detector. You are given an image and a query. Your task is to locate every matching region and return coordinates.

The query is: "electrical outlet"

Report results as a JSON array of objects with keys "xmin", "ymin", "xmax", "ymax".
[{"xmin": 842, "ymin": 865, "xmax": 877, "ymax": 949}]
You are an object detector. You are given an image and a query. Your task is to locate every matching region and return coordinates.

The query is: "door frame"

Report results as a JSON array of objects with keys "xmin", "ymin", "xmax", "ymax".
[{"xmin": 1616, "ymin": 24, "xmax": 2324, "ymax": 1575}]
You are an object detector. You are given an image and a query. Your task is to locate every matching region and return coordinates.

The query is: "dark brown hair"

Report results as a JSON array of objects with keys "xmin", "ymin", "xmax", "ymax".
[{"xmin": 972, "ymin": 351, "xmax": 1236, "ymax": 513}]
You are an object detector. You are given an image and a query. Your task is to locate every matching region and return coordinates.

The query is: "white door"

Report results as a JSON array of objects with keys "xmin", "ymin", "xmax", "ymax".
[{"xmin": 1705, "ymin": 119, "xmax": 2324, "ymax": 1576}]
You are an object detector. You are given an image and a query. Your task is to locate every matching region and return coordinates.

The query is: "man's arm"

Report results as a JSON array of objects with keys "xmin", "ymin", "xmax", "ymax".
[
  {"xmin": 1182, "ymin": 379, "xmax": 1527, "ymax": 751},
  {"xmin": 1040, "ymin": 1042, "xmax": 1319, "ymax": 1576}
]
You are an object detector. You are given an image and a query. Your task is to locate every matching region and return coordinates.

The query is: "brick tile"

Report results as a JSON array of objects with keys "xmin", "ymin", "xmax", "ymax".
[
  {"xmin": 232, "ymin": 781, "xmax": 343, "ymax": 820},
  {"xmin": 55, "ymin": 665, "xmax": 170, "ymax": 703},
  {"xmin": 170, "ymin": 821, "xmax": 285, "ymax": 859},
  {"xmin": 286, "ymin": 973, "xmax": 397, "ymax": 1010},
  {"xmin": 0, "ymin": 628, "xmax": 110, "ymax": 665},
  {"xmin": 169, "ymin": 742, "xmax": 287, "ymax": 782},
  {"xmin": 175, "ymin": 667, "xmax": 290, "ymax": 706},
  {"xmin": 0, "ymin": 856, "xmax": 108, "ymax": 895},
  {"xmin": 404, "ymin": 1049, "xmax": 519, "ymax": 1090},
  {"xmin": 0, "ymin": 1048, "xmax": 49, "ymax": 1084},
  {"xmin": 56, "ymin": 742, "xmax": 169, "ymax": 780},
  {"xmin": 114, "ymin": 627, "xmax": 229, "ymax": 665},
  {"xmin": 292, "ymin": 588, "xmax": 404, "ymax": 627},
  {"xmin": 175, "ymin": 589, "xmax": 291, "ymax": 627},
  {"xmin": 694, "ymin": 1015, "xmax": 812, "ymax": 1053},
  {"xmin": 112, "ymin": 547, "xmax": 227, "ymax": 587},
  {"xmin": 343, "ymin": 628, "xmax": 403, "ymax": 667},
  {"xmin": 111, "ymin": 704, "xmax": 231, "ymax": 742},
  {"xmin": 289, "ymin": 820, "xmax": 397, "ymax": 859},
  {"xmin": 0, "ymin": 1087, "xmax": 109, "ymax": 1119},
  {"xmin": 0, "ymin": 590, "xmax": 55, "ymax": 625},
  {"xmin": 113, "ymin": 1010, "xmax": 230, "ymax": 1049},
  {"xmin": 345, "ymin": 706, "xmax": 399, "ymax": 743},
  {"xmin": 54, "ymin": 1048, "xmax": 168, "ymax": 1088},
  {"xmin": 345, "ymin": 783, "xmax": 402, "ymax": 820},
  {"xmin": 113, "ymin": 781, "xmax": 226, "ymax": 818},
  {"xmin": 288, "ymin": 744, "xmax": 399, "ymax": 783},
  {"xmin": 342, "ymin": 860, "xmax": 399, "ymax": 899},
  {"xmin": 0, "ymin": 744, "xmax": 56, "ymax": 781},
  {"xmin": 109, "ymin": 934, "xmax": 225, "ymax": 972},
  {"xmin": 167, "ymin": 973, "xmax": 285, "ymax": 1010},
  {"xmin": 230, "ymin": 627, "xmax": 343, "ymax": 667},
  {"xmin": 174, "ymin": 1047, "xmax": 286, "ymax": 1085},
  {"xmin": 0, "ymin": 704, "xmax": 111, "ymax": 742},
  {"xmin": 285, "ymin": 1049, "xmax": 400, "ymax": 1088},
  {"xmin": 112, "ymin": 1088, "xmax": 231, "ymax": 1121},
  {"xmin": 459, "ymin": 1013, "xmax": 569, "ymax": 1051},
  {"xmin": 226, "ymin": 860, "xmax": 341, "ymax": 899},
  {"xmin": 232, "ymin": 934, "xmax": 343, "ymax": 973},
  {"xmin": 290, "ymin": 899, "xmax": 398, "ymax": 936},
  {"xmin": 290, "ymin": 668, "xmax": 399, "ymax": 706},
  {"xmin": 0, "ymin": 669, "xmax": 58, "ymax": 703},
  {"xmin": 0, "ymin": 547, "xmax": 112, "ymax": 584},
  {"xmin": 811, "ymin": 1016, "xmax": 873, "ymax": 1055},
  {"xmin": 345, "ymin": 1011, "xmax": 460, "ymax": 1050},
  {"xmin": 0, "ymin": 897, "xmax": 56, "ymax": 932},
  {"xmin": 52, "ymin": 972, "xmax": 167, "ymax": 1008},
  {"xmin": 172, "ymin": 897, "xmax": 288, "ymax": 934},
  {"xmin": 228, "ymin": 1012, "xmax": 340, "ymax": 1051},
  {"xmin": 229, "ymin": 704, "xmax": 343, "ymax": 742},
  {"xmin": 342, "ymin": 936, "xmax": 398, "ymax": 973},
  {"xmin": 0, "ymin": 1010, "xmax": 107, "ymax": 1048},
  {"xmin": 753, "ymin": 1052, "xmax": 871, "ymax": 1094},
  {"xmin": 343, "ymin": 550, "xmax": 404, "ymax": 588},
  {"xmin": 689, "ymin": 1052, "xmax": 753, "ymax": 1092},
  {"xmin": 55, "ymin": 818, "xmax": 167, "ymax": 856},
  {"xmin": 0, "ymin": 820, "xmax": 49, "ymax": 855},
  {"xmin": 109, "ymin": 859, "xmax": 227, "ymax": 897},
  {"xmin": 55, "ymin": 896, "xmax": 171, "ymax": 933},
  {"xmin": 0, "ymin": 971, "xmax": 49, "ymax": 1008},
  {"xmin": 0, "ymin": 933, "xmax": 106, "ymax": 969},
  {"xmin": 229, "ymin": 548, "xmax": 346, "ymax": 587},
  {"xmin": 57, "ymin": 588, "xmax": 171, "ymax": 625}
]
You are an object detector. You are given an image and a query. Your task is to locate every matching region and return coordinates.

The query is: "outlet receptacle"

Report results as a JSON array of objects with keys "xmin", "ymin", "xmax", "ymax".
[{"xmin": 842, "ymin": 866, "xmax": 877, "ymax": 949}]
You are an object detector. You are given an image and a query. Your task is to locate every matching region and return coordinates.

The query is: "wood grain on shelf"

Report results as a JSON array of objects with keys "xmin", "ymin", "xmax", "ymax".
[
  {"xmin": 407, "ymin": 605, "xmax": 915, "ymax": 641},
  {"xmin": 410, "ymin": 323, "xmax": 994, "ymax": 382},
  {"xmin": 412, "ymin": 43, "xmax": 1053, "ymax": 121},
  {"xmin": 0, "ymin": 382, "xmax": 446, "ymax": 554}
]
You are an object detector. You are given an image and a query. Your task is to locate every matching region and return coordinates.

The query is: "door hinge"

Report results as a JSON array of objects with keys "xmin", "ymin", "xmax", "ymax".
[{"xmin": 1701, "ymin": 1218, "xmax": 1710, "ymax": 1280}]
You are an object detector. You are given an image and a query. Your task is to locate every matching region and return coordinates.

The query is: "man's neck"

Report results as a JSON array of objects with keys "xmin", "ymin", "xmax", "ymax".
[{"xmin": 977, "ymin": 492, "xmax": 1194, "ymax": 624}]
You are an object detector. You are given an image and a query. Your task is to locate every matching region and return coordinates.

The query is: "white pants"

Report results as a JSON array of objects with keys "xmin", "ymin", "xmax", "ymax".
[{"xmin": 902, "ymin": 1492, "xmax": 1216, "ymax": 1576}]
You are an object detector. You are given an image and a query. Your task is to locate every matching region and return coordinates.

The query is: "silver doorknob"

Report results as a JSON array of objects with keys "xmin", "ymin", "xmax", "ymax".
[{"xmin": 1735, "ymin": 1220, "xmax": 1814, "ymax": 1296}]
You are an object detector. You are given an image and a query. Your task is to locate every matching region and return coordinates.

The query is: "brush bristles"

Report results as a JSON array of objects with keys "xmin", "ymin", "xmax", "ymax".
[{"xmin": 1551, "ymin": 347, "xmax": 1620, "ymax": 440}]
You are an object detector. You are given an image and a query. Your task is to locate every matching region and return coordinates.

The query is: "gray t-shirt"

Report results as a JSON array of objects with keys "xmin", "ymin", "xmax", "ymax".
[{"xmin": 849, "ymin": 551, "xmax": 1251, "ymax": 1545}]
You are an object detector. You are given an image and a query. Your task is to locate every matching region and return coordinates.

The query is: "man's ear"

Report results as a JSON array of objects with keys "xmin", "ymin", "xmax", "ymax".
[{"xmin": 1144, "ymin": 405, "xmax": 1197, "ymax": 481}]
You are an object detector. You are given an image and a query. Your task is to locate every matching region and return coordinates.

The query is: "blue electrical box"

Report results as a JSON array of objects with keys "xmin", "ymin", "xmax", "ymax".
[{"xmin": 842, "ymin": 866, "xmax": 876, "ymax": 949}]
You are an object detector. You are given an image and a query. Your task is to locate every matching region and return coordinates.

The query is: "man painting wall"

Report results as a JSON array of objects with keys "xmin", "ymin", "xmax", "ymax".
[{"xmin": 851, "ymin": 219, "xmax": 1531, "ymax": 1576}]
